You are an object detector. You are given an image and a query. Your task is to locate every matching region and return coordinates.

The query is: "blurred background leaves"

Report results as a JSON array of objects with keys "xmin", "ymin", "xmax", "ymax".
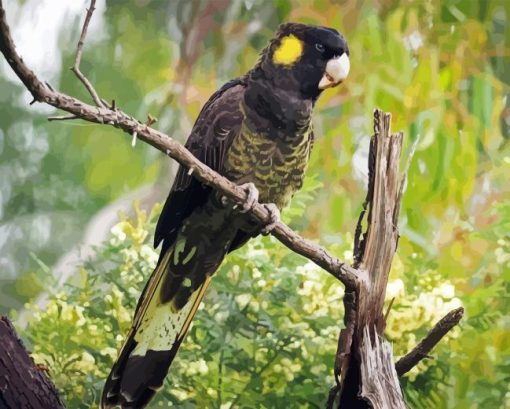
[{"xmin": 1, "ymin": 0, "xmax": 509, "ymax": 408}]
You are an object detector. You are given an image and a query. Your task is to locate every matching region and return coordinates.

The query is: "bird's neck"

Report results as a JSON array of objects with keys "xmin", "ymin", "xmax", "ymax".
[{"xmin": 243, "ymin": 66, "xmax": 313, "ymax": 141}]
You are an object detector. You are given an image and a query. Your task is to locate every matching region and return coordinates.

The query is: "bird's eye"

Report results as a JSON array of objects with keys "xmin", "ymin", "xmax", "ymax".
[{"xmin": 315, "ymin": 43, "xmax": 325, "ymax": 53}]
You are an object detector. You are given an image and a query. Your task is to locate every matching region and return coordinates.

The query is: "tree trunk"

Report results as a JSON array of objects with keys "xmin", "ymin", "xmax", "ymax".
[
  {"xmin": 336, "ymin": 110, "xmax": 407, "ymax": 408},
  {"xmin": 0, "ymin": 316, "xmax": 66, "ymax": 409}
]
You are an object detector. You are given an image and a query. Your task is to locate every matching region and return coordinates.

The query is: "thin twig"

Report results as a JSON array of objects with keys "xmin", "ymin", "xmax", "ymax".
[
  {"xmin": 353, "ymin": 199, "xmax": 367, "ymax": 264},
  {"xmin": 383, "ymin": 297, "xmax": 395, "ymax": 328},
  {"xmin": 44, "ymin": 81, "xmax": 55, "ymax": 92},
  {"xmin": 325, "ymin": 384, "xmax": 340, "ymax": 409},
  {"xmin": 71, "ymin": 0, "xmax": 106, "ymax": 108},
  {"xmin": 145, "ymin": 114, "xmax": 157, "ymax": 126},
  {"xmin": 395, "ymin": 307, "xmax": 464, "ymax": 376}
]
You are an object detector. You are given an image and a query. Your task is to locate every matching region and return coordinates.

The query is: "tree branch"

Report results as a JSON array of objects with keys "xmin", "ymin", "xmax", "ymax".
[
  {"xmin": 71, "ymin": 0, "xmax": 106, "ymax": 108},
  {"xmin": 336, "ymin": 110, "xmax": 407, "ymax": 409},
  {"xmin": 395, "ymin": 307, "xmax": 464, "ymax": 377},
  {"xmin": 0, "ymin": 0, "xmax": 359, "ymax": 289}
]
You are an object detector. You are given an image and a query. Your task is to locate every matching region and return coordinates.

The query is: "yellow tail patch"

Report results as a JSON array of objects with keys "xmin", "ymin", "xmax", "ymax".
[
  {"xmin": 273, "ymin": 34, "xmax": 303, "ymax": 66},
  {"xmin": 129, "ymin": 247, "xmax": 213, "ymax": 356}
]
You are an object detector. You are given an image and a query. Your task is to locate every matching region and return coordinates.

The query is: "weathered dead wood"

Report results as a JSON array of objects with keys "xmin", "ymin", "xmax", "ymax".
[
  {"xmin": 332, "ymin": 110, "xmax": 406, "ymax": 409},
  {"xmin": 70, "ymin": 0, "xmax": 106, "ymax": 108},
  {"xmin": 0, "ymin": 316, "xmax": 66, "ymax": 409},
  {"xmin": 359, "ymin": 327, "xmax": 405, "ymax": 409},
  {"xmin": 330, "ymin": 111, "xmax": 463, "ymax": 409}
]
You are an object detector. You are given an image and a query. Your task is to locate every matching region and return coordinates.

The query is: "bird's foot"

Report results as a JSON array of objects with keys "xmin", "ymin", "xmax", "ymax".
[
  {"xmin": 227, "ymin": 183, "xmax": 280, "ymax": 234},
  {"xmin": 260, "ymin": 203, "xmax": 280, "ymax": 235},
  {"xmin": 219, "ymin": 182, "xmax": 260, "ymax": 212},
  {"xmin": 238, "ymin": 182, "xmax": 259, "ymax": 213}
]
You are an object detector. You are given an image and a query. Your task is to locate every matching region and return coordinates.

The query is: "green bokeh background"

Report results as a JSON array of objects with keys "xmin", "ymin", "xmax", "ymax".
[{"xmin": 0, "ymin": 0, "xmax": 509, "ymax": 408}]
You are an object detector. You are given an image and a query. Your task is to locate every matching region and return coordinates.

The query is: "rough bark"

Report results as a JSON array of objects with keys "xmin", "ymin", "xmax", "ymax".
[
  {"xmin": 332, "ymin": 110, "xmax": 406, "ymax": 408},
  {"xmin": 330, "ymin": 111, "xmax": 464, "ymax": 408},
  {"xmin": 0, "ymin": 316, "xmax": 66, "ymax": 409}
]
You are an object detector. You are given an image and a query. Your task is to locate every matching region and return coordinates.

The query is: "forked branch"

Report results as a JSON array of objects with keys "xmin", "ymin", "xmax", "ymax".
[{"xmin": 71, "ymin": 0, "xmax": 106, "ymax": 108}]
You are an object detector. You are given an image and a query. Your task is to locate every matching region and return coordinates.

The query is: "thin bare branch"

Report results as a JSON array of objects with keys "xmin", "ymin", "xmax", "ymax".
[
  {"xmin": 0, "ymin": 0, "xmax": 359, "ymax": 289},
  {"xmin": 395, "ymin": 307, "xmax": 464, "ymax": 377},
  {"xmin": 383, "ymin": 297, "xmax": 395, "ymax": 328},
  {"xmin": 71, "ymin": 0, "xmax": 106, "ymax": 108},
  {"xmin": 145, "ymin": 114, "xmax": 158, "ymax": 126}
]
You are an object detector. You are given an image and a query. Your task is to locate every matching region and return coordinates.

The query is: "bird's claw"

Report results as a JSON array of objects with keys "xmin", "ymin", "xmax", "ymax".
[
  {"xmin": 220, "ymin": 194, "xmax": 229, "ymax": 207},
  {"xmin": 219, "ymin": 182, "xmax": 260, "ymax": 212},
  {"xmin": 239, "ymin": 182, "xmax": 259, "ymax": 213},
  {"xmin": 261, "ymin": 203, "xmax": 280, "ymax": 235},
  {"xmin": 225, "ymin": 182, "xmax": 279, "ymax": 234}
]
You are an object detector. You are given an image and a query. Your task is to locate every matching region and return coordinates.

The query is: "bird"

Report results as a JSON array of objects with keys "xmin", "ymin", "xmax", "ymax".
[{"xmin": 101, "ymin": 22, "xmax": 349, "ymax": 408}]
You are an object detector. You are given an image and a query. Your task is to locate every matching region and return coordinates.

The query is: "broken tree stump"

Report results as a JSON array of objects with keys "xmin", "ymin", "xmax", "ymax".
[{"xmin": 327, "ymin": 110, "xmax": 463, "ymax": 409}]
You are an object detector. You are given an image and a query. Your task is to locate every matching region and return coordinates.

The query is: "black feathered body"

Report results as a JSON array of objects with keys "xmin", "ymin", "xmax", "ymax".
[
  {"xmin": 153, "ymin": 66, "xmax": 316, "ymax": 313},
  {"xmin": 102, "ymin": 22, "xmax": 349, "ymax": 409},
  {"xmin": 102, "ymin": 75, "xmax": 315, "ymax": 409}
]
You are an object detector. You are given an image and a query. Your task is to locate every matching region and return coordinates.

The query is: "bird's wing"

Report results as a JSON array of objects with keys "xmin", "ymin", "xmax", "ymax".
[
  {"xmin": 102, "ymin": 80, "xmax": 247, "ymax": 409},
  {"xmin": 154, "ymin": 78, "xmax": 246, "ymax": 252}
]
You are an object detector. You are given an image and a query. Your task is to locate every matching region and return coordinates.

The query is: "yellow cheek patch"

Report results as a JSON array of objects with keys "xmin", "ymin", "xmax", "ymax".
[{"xmin": 273, "ymin": 34, "xmax": 303, "ymax": 66}]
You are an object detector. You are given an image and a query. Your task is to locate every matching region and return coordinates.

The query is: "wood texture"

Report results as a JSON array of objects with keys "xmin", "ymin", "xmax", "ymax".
[
  {"xmin": 335, "ymin": 110, "xmax": 406, "ymax": 408},
  {"xmin": 359, "ymin": 327, "xmax": 405, "ymax": 409},
  {"xmin": 0, "ymin": 316, "xmax": 66, "ymax": 409}
]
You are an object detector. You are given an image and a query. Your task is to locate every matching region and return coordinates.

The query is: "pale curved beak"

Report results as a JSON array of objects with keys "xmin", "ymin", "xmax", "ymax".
[{"xmin": 318, "ymin": 53, "xmax": 350, "ymax": 90}]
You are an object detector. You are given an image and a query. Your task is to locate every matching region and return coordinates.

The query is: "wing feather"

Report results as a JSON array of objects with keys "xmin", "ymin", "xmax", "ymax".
[{"xmin": 154, "ymin": 78, "xmax": 246, "ymax": 251}]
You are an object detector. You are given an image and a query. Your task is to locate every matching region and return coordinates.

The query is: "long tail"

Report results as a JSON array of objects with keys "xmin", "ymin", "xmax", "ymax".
[{"xmin": 101, "ymin": 243, "xmax": 216, "ymax": 408}]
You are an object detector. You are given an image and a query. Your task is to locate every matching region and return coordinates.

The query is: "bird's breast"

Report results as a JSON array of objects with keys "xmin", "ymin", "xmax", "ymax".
[{"xmin": 224, "ymin": 126, "xmax": 312, "ymax": 209}]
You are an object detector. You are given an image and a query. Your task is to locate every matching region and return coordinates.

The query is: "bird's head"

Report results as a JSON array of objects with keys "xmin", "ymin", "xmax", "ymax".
[{"xmin": 257, "ymin": 22, "xmax": 350, "ymax": 100}]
